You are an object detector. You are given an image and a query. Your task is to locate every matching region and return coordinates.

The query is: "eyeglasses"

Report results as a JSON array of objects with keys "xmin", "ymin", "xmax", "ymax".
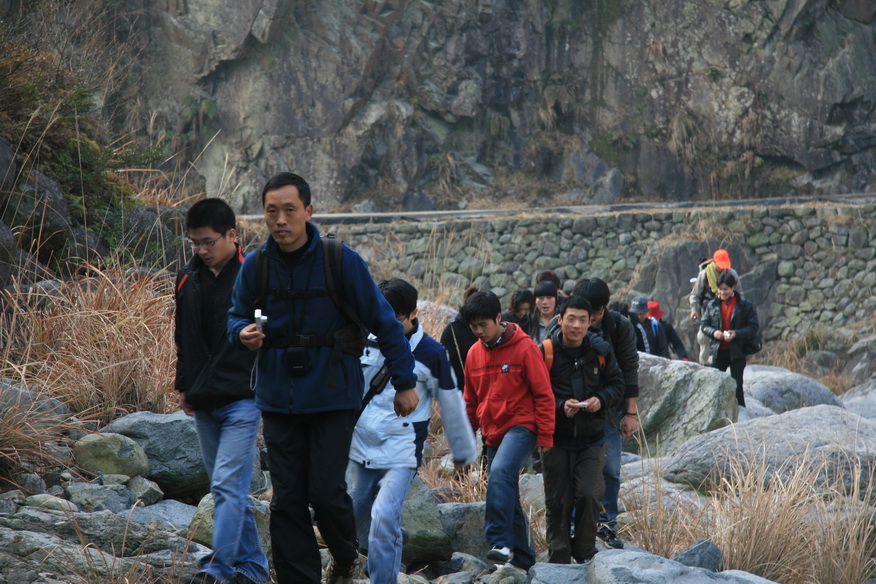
[{"xmin": 188, "ymin": 236, "xmax": 223, "ymax": 250}]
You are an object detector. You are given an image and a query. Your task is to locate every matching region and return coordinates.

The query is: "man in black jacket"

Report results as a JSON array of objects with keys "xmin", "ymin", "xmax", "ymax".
[
  {"xmin": 572, "ymin": 278, "xmax": 639, "ymax": 550},
  {"xmin": 628, "ymin": 296, "xmax": 670, "ymax": 358},
  {"xmin": 176, "ymin": 199, "xmax": 268, "ymax": 584},
  {"xmin": 541, "ymin": 295, "xmax": 624, "ymax": 564}
]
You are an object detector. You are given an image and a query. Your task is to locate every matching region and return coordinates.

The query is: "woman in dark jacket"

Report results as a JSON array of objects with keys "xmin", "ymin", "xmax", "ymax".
[
  {"xmin": 502, "ymin": 288, "xmax": 533, "ymax": 329},
  {"xmin": 700, "ymin": 272, "xmax": 759, "ymax": 407},
  {"xmin": 440, "ymin": 286, "xmax": 480, "ymax": 391}
]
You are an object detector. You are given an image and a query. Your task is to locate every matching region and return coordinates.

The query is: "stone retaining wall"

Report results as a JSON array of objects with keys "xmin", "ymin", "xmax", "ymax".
[{"xmin": 301, "ymin": 203, "xmax": 876, "ymax": 345}]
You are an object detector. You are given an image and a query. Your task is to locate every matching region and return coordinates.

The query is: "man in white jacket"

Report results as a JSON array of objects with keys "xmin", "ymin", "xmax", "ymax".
[{"xmin": 348, "ymin": 278, "xmax": 477, "ymax": 584}]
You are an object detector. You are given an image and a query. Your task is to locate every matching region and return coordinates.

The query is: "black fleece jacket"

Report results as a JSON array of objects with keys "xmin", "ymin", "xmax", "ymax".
[
  {"xmin": 543, "ymin": 329, "xmax": 624, "ymax": 449},
  {"xmin": 175, "ymin": 246, "xmax": 256, "ymax": 411}
]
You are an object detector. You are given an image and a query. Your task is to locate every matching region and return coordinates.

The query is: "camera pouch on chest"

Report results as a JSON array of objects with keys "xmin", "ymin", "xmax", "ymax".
[{"xmin": 285, "ymin": 346, "xmax": 312, "ymax": 376}]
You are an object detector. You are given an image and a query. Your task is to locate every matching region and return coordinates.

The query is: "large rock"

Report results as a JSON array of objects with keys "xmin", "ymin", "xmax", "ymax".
[
  {"xmin": 186, "ymin": 493, "xmax": 270, "ymax": 558},
  {"xmin": 663, "ymin": 406, "xmax": 876, "ymax": 494},
  {"xmin": 64, "ymin": 483, "xmax": 135, "ymax": 513},
  {"xmin": 0, "ymin": 170, "xmax": 73, "ymax": 264},
  {"xmin": 438, "ymin": 502, "xmax": 489, "ymax": 562},
  {"xmin": 0, "ymin": 506, "xmax": 205, "ymax": 584},
  {"xmin": 841, "ymin": 379, "xmax": 876, "ymax": 421},
  {"xmin": 102, "ymin": 411, "xmax": 208, "ymax": 498},
  {"xmin": 744, "ymin": 365, "xmax": 843, "ymax": 414},
  {"xmin": 529, "ymin": 549, "xmax": 777, "ymax": 583},
  {"xmin": 401, "ymin": 475, "xmax": 452, "ymax": 565},
  {"xmin": 73, "ymin": 433, "xmax": 149, "ymax": 479},
  {"xmin": 634, "ymin": 354, "xmax": 737, "ymax": 457}
]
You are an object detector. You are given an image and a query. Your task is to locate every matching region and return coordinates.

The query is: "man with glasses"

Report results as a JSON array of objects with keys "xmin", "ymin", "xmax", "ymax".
[{"xmin": 175, "ymin": 199, "xmax": 269, "ymax": 584}]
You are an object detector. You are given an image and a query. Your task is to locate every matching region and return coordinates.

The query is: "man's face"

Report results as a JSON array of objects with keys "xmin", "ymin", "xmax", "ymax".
[
  {"xmin": 559, "ymin": 307, "xmax": 590, "ymax": 347},
  {"xmin": 589, "ymin": 305, "xmax": 605, "ymax": 327},
  {"xmin": 468, "ymin": 314, "xmax": 504, "ymax": 345},
  {"xmin": 718, "ymin": 283, "xmax": 735, "ymax": 301},
  {"xmin": 535, "ymin": 295, "xmax": 556, "ymax": 316},
  {"xmin": 396, "ymin": 308, "xmax": 418, "ymax": 335},
  {"xmin": 633, "ymin": 311, "xmax": 648, "ymax": 323},
  {"xmin": 187, "ymin": 226, "xmax": 236, "ymax": 271},
  {"xmin": 264, "ymin": 185, "xmax": 313, "ymax": 252}
]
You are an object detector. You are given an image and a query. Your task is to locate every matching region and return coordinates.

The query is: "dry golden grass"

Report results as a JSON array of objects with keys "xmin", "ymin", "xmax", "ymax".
[
  {"xmin": 622, "ymin": 437, "xmax": 876, "ymax": 584},
  {"xmin": 0, "ymin": 261, "xmax": 176, "ymax": 425}
]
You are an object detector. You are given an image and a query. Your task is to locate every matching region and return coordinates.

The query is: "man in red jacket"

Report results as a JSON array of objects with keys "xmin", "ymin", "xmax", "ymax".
[{"xmin": 462, "ymin": 291, "xmax": 555, "ymax": 571}]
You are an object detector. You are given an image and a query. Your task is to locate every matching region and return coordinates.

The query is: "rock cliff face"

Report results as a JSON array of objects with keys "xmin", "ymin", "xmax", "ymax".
[{"xmin": 124, "ymin": 0, "xmax": 875, "ymax": 211}]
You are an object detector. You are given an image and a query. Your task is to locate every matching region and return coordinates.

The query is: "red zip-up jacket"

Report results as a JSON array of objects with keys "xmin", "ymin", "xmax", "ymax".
[{"xmin": 463, "ymin": 322, "xmax": 555, "ymax": 448}]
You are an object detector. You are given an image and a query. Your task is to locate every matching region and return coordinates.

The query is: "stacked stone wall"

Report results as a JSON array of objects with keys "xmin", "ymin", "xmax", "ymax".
[{"xmin": 314, "ymin": 203, "xmax": 876, "ymax": 343}]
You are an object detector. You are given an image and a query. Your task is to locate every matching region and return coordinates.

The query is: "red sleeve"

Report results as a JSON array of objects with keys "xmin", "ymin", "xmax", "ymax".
[
  {"xmin": 524, "ymin": 343, "xmax": 555, "ymax": 447},
  {"xmin": 463, "ymin": 348, "xmax": 480, "ymax": 434}
]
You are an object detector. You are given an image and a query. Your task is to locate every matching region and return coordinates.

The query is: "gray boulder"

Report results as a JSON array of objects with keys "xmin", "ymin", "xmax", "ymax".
[
  {"xmin": 663, "ymin": 405, "xmax": 876, "ymax": 493},
  {"xmin": 634, "ymin": 354, "xmax": 737, "ymax": 457},
  {"xmin": 673, "ymin": 538, "xmax": 722, "ymax": 572},
  {"xmin": 0, "ymin": 506, "xmax": 204, "ymax": 584},
  {"xmin": 744, "ymin": 365, "xmax": 843, "ymax": 414},
  {"xmin": 0, "ymin": 378, "xmax": 72, "ymax": 428},
  {"xmin": 0, "ymin": 170, "xmax": 73, "ymax": 263},
  {"xmin": 536, "ymin": 549, "xmax": 779, "ymax": 583},
  {"xmin": 126, "ymin": 475, "xmax": 163, "ymax": 506},
  {"xmin": 128, "ymin": 498, "xmax": 198, "ymax": 530},
  {"xmin": 519, "ymin": 472, "xmax": 545, "ymax": 512},
  {"xmin": 402, "ymin": 475, "xmax": 452, "ymax": 565},
  {"xmin": 438, "ymin": 502, "xmax": 489, "ymax": 562},
  {"xmin": 103, "ymin": 411, "xmax": 208, "ymax": 498},
  {"xmin": 841, "ymin": 379, "xmax": 876, "ymax": 421},
  {"xmin": 64, "ymin": 483, "xmax": 135, "ymax": 513},
  {"xmin": 186, "ymin": 493, "xmax": 270, "ymax": 555},
  {"xmin": 23, "ymin": 494, "xmax": 78, "ymax": 513},
  {"xmin": 842, "ymin": 348, "xmax": 876, "ymax": 387},
  {"xmin": 73, "ymin": 433, "xmax": 149, "ymax": 479}
]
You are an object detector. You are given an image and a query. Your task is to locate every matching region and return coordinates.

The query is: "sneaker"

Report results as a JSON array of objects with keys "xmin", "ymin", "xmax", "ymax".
[
  {"xmin": 486, "ymin": 546, "xmax": 514, "ymax": 563},
  {"xmin": 325, "ymin": 557, "xmax": 357, "ymax": 584},
  {"xmin": 597, "ymin": 525, "xmax": 624, "ymax": 549}
]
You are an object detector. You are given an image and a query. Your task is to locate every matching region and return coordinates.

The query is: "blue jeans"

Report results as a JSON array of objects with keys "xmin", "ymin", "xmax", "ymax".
[
  {"xmin": 599, "ymin": 412, "xmax": 622, "ymax": 529},
  {"xmin": 194, "ymin": 399, "xmax": 269, "ymax": 584},
  {"xmin": 347, "ymin": 463, "xmax": 417, "ymax": 584},
  {"xmin": 484, "ymin": 426, "xmax": 536, "ymax": 570}
]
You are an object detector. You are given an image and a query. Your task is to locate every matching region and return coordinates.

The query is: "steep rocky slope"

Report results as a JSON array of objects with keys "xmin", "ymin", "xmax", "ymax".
[{"xmin": 115, "ymin": 0, "xmax": 876, "ymax": 212}]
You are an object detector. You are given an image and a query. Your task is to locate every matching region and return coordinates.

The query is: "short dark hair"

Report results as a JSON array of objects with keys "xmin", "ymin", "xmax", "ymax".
[
  {"xmin": 718, "ymin": 272, "xmax": 738, "ymax": 288},
  {"xmin": 378, "ymin": 278, "xmax": 418, "ymax": 317},
  {"xmin": 559, "ymin": 295, "xmax": 593, "ymax": 317},
  {"xmin": 185, "ymin": 198, "xmax": 236, "ymax": 234},
  {"xmin": 262, "ymin": 172, "xmax": 312, "ymax": 206},
  {"xmin": 573, "ymin": 278, "xmax": 610, "ymax": 311},
  {"xmin": 510, "ymin": 288, "xmax": 533, "ymax": 311},
  {"xmin": 536, "ymin": 269, "xmax": 561, "ymax": 287},
  {"xmin": 461, "ymin": 291, "xmax": 501, "ymax": 324}
]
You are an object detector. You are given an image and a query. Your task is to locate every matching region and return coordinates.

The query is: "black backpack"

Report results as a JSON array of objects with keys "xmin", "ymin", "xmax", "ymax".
[{"xmin": 254, "ymin": 235, "xmax": 368, "ymax": 386}]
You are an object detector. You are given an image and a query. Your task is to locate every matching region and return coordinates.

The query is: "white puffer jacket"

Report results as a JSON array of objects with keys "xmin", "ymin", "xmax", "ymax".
[{"xmin": 350, "ymin": 324, "xmax": 477, "ymax": 469}]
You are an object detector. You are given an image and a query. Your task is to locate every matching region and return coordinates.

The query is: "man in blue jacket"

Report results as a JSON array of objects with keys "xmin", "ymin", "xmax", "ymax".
[
  {"xmin": 228, "ymin": 173, "xmax": 418, "ymax": 584},
  {"xmin": 177, "ymin": 199, "xmax": 269, "ymax": 584}
]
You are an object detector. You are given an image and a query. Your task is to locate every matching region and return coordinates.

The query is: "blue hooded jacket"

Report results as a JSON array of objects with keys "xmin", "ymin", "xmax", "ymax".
[{"xmin": 227, "ymin": 222, "xmax": 417, "ymax": 414}]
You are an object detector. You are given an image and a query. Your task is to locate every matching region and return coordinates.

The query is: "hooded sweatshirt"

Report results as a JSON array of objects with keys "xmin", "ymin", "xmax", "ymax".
[{"xmin": 463, "ymin": 322, "xmax": 555, "ymax": 448}]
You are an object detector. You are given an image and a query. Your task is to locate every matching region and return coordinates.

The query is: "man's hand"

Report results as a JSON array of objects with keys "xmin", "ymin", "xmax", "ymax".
[
  {"xmin": 689, "ymin": 310, "xmax": 699, "ymax": 321},
  {"xmin": 537, "ymin": 446, "xmax": 551, "ymax": 456},
  {"xmin": 393, "ymin": 388, "xmax": 419, "ymax": 417},
  {"xmin": 239, "ymin": 323, "xmax": 265, "ymax": 350},
  {"xmin": 564, "ymin": 399, "xmax": 584, "ymax": 418},
  {"xmin": 620, "ymin": 414, "xmax": 638, "ymax": 438},
  {"xmin": 178, "ymin": 391, "xmax": 194, "ymax": 416}
]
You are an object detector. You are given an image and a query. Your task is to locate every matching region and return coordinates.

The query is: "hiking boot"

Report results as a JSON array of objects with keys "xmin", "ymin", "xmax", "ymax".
[
  {"xmin": 325, "ymin": 556, "xmax": 358, "ymax": 584},
  {"xmin": 597, "ymin": 524, "xmax": 624, "ymax": 549},
  {"xmin": 486, "ymin": 546, "xmax": 514, "ymax": 563}
]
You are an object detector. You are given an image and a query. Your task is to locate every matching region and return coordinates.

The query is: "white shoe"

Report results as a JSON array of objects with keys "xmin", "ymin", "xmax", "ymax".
[
  {"xmin": 737, "ymin": 405, "xmax": 750, "ymax": 422},
  {"xmin": 486, "ymin": 546, "xmax": 513, "ymax": 563}
]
